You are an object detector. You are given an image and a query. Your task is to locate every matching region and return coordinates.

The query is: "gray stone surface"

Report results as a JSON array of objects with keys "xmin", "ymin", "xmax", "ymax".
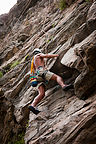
[{"xmin": 0, "ymin": 0, "xmax": 96, "ymax": 144}]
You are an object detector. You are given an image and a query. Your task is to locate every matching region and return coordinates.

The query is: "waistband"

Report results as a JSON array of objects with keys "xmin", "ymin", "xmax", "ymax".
[
  {"xmin": 36, "ymin": 66, "xmax": 43, "ymax": 74},
  {"xmin": 37, "ymin": 66, "xmax": 43, "ymax": 70}
]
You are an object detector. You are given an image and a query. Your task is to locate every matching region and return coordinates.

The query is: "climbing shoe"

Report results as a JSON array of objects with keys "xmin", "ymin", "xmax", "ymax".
[
  {"xmin": 63, "ymin": 84, "xmax": 74, "ymax": 91},
  {"xmin": 28, "ymin": 106, "xmax": 40, "ymax": 115}
]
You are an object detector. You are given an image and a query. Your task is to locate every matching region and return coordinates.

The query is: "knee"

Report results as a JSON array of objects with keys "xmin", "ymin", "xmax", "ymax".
[
  {"xmin": 51, "ymin": 74, "xmax": 58, "ymax": 81},
  {"xmin": 39, "ymin": 91, "xmax": 45, "ymax": 99}
]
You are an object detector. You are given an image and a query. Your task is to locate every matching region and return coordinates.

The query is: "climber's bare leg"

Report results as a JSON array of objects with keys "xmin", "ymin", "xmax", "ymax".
[
  {"xmin": 50, "ymin": 74, "xmax": 66, "ymax": 88},
  {"xmin": 31, "ymin": 84, "xmax": 45, "ymax": 107},
  {"xmin": 50, "ymin": 74, "xmax": 73, "ymax": 90}
]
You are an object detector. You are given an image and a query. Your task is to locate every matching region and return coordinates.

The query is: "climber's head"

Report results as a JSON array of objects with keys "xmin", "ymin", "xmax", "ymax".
[{"xmin": 33, "ymin": 48, "xmax": 42, "ymax": 55}]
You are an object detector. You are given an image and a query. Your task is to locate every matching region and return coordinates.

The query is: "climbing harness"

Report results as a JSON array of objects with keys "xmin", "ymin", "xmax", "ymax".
[{"xmin": 30, "ymin": 56, "xmax": 38, "ymax": 87}]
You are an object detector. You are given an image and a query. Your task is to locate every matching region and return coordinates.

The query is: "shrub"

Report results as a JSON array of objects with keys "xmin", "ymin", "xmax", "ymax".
[
  {"xmin": 11, "ymin": 60, "xmax": 20, "ymax": 69},
  {"xmin": 14, "ymin": 138, "xmax": 24, "ymax": 144},
  {"xmin": 59, "ymin": 0, "xmax": 66, "ymax": 10},
  {"xmin": 0, "ymin": 71, "xmax": 3, "ymax": 78},
  {"xmin": 4, "ymin": 63, "xmax": 11, "ymax": 72},
  {"xmin": 14, "ymin": 132, "xmax": 25, "ymax": 144},
  {"xmin": 8, "ymin": 132, "xmax": 25, "ymax": 144},
  {"xmin": 85, "ymin": 0, "xmax": 90, "ymax": 2}
]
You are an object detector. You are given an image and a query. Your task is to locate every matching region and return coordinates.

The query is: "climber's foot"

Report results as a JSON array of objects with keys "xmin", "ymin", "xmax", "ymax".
[
  {"xmin": 63, "ymin": 84, "xmax": 74, "ymax": 91},
  {"xmin": 28, "ymin": 106, "xmax": 40, "ymax": 115}
]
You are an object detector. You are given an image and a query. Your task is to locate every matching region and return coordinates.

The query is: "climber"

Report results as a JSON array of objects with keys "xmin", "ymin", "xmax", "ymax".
[{"xmin": 28, "ymin": 48, "xmax": 73, "ymax": 115}]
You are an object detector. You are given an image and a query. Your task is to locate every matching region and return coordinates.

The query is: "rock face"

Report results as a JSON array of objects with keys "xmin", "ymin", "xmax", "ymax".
[{"xmin": 0, "ymin": 0, "xmax": 96, "ymax": 144}]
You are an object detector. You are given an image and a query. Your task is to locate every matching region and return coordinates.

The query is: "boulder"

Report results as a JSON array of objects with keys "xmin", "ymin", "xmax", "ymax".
[{"xmin": 61, "ymin": 30, "xmax": 96, "ymax": 72}]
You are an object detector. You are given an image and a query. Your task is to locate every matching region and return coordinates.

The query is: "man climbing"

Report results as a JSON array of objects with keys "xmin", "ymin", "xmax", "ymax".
[{"xmin": 28, "ymin": 48, "xmax": 73, "ymax": 114}]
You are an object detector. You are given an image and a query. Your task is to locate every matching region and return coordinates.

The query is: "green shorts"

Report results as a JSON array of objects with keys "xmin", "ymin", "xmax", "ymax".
[{"xmin": 36, "ymin": 67, "xmax": 54, "ymax": 89}]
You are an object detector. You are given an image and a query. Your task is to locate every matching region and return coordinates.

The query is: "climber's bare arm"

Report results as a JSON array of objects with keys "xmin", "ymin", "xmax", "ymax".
[{"xmin": 40, "ymin": 54, "xmax": 59, "ymax": 58}]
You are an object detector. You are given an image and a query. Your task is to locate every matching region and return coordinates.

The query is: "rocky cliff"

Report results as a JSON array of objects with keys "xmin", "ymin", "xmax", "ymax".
[{"xmin": 0, "ymin": 0, "xmax": 96, "ymax": 144}]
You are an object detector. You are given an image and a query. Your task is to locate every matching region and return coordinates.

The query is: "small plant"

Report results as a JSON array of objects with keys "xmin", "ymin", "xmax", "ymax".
[
  {"xmin": 46, "ymin": 39, "xmax": 50, "ymax": 43},
  {"xmin": 14, "ymin": 132, "xmax": 25, "ymax": 144},
  {"xmin": 46, "ymin": 36, "xmax": 54, "ymax": 44},
  {"xmin": 85, "ymin": 0, "xmax": 90, "ymax": 2},
  {"xmin": 59, "ymin": 0, "xmax": 66, "ymax": 10},
  {"xmin": 11, "ymin": 60, "xmax": 20, "ymax": 69},
  {"xmin": 14, "ymin": 138, "xmax": 24, "ymax": 144},
  {"xmin": 4, "ymin": 63, "xmax": 11, "ymax": 73},
  {"xmin": 8, "ymin": 132, "xmax": 25, "ymax": 144},
  {"xmin": 26, "ymin": 120, "xmax": 29, "ymax": 128},
  {"xmin": 0, "ymin": 71, "xmax": 3, "ymax": 78},
  {"xmin": 52, "ymin": 23, "xmax": 56, "ymax": 28}
]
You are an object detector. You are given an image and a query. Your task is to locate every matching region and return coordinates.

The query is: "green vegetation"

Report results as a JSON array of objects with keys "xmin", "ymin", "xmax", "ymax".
[
  {"xmin": 52, "ymin": 23, "xmax": 56, "ymax": 28},
  {"xmin": 59, "ymin": 0, "xmax": 66, "ymax": 10},
  {"xmin": 46, "ymin": 36, "xmax": 54, "ymax": 44},
  {"xmin": 3, "ymin": 60, "xmax": 20, "ymax": 74},
  {"xmin": 85, "ymin": 0, "xmax": 90, "ymax": 2},
  {"xmin": 14, "ymin": 132, "xmax": 25, "ymax": 144},
  {"xmin": 4, "ymin": 63, "xmax": 11, "ymax": 73},
  {"xmin": 11, "ymin": 60, "xmax": 20, "ymax": 69},
  {"xmin": 8, "ymin": 132, "xmax": 25, "ymax": 144},
  {"xmin": 46, "ymin": 39, "xmax": 51, "ymax": 43},
  {"xmin": 26, "ymin": 120, "xmax": 29, "ymax": 128},
  {"xmin": 0, "ymin": 71, "xmax": 3, "ymax": 78}
]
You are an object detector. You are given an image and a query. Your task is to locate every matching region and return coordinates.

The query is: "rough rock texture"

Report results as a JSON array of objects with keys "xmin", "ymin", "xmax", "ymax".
[{"xmin": 0, "ymin": 0, "xmax": 96, "ymax": 144}]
